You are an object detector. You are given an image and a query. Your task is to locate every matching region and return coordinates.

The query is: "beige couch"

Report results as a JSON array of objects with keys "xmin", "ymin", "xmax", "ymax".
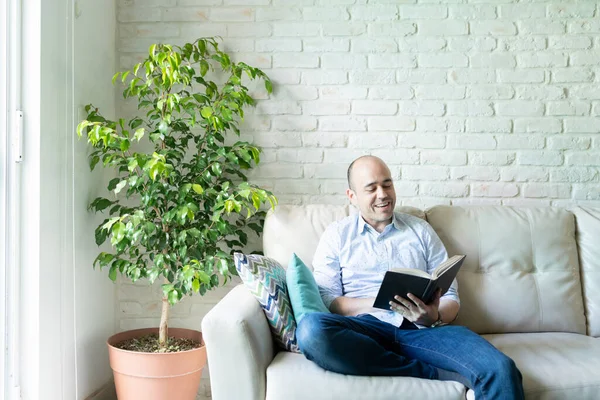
[{"xmin": 202, "ymin": 205, "xmax": 600, "ymax": 400}]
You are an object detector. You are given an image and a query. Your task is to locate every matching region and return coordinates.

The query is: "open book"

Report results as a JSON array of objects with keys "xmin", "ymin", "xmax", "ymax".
[{"xmin": 373, "ymin": 255, "xmax": 466, "ymax": 311}]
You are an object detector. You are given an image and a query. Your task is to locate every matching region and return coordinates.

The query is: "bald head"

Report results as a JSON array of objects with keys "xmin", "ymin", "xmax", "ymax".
[
  {"xmin": 346, "ymin": 156, "xmax": 396, "ymax": 232},
  {"xmin": 347, "ymin": 155, "xmax": 388, "ymax": 190}
]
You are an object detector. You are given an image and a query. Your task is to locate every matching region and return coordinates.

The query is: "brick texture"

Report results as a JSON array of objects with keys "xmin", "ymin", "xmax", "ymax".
[{"xmin": 116, "ymin": 2, "xmax": 600, "ymax": 395}]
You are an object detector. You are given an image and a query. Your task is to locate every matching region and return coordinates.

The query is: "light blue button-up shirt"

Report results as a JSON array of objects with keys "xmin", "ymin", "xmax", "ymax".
[{"xmin": 312, "ymin": 212, "xmax": 460, "ymax": 328}]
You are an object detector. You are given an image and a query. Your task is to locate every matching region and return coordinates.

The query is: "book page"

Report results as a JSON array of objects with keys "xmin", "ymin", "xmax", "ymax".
[
  {"xmin": 389, "ymin": 267, "xmax": 431, "ymax": 279},
  {"xmin": 432, "ymin": 255, "xmax": 466, "ymax": 279}
]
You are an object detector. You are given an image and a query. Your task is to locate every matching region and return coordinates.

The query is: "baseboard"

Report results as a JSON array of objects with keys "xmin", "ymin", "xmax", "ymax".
[{"xmin": 84, "ymin": 380, "xmax": 117, "ymax": 400}]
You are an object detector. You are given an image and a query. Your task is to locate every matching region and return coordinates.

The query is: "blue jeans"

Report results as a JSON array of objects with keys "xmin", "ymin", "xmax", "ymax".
[{"xmin": 296, "ymin": 313, "xmax": 524, "ymax": 400}]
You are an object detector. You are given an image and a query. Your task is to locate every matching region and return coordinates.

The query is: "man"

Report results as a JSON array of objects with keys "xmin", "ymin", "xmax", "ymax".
[{"xmin": 296, "ymin": 155, "xmax": 524, "ymax": 400}]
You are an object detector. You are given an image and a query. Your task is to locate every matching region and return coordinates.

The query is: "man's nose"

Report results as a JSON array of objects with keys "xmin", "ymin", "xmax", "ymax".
[{"xmin": 376, "ymin": 186, "xmax": 386, "ymax": 198}]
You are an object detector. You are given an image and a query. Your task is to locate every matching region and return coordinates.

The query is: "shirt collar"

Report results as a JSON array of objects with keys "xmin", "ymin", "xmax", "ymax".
[{"xmin": 357, "ymin": 212, "xmax": 401, "ymax": 234}]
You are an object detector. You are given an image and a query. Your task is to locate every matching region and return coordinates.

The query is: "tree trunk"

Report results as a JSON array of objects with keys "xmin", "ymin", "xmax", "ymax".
[{"xmin": 159, "ymin": 295, "xmax": 169, "ymax": 350}]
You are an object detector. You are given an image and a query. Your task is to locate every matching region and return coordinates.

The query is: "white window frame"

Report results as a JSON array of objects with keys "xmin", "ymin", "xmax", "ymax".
[
  {"xmin": 1, "ymin": 0, "xmax": 22, "ymax": 399},
  {"xmin": 0, "ymin": 1, "xmax": 7, "ymax": 396}
]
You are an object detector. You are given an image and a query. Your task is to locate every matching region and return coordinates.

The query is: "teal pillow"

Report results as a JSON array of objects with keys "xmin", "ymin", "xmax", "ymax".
[{"xmin": 286, "ymin": 253, "xmax": 330, "ymax": 323}]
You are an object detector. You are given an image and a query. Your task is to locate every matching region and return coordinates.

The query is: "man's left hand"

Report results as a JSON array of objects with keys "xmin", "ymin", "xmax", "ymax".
[{"xmin": 390, "ymin": 289, "xmax": 441, "ymax": 326}]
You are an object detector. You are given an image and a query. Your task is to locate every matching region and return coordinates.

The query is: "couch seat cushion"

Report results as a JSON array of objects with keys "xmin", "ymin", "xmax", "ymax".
[
  {"xmin": 266, "ymin": 351, "xmax": 466, "ymax": 400},
  {"xmin": 484, "ymin": 332, "xmax": 600, "ymax": 399}
]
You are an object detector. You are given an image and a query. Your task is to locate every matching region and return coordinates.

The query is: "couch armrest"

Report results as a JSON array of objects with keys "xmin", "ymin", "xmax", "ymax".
[{"xmin": 201, "ymin": 284, "xmax": 274, "ymax": 400}]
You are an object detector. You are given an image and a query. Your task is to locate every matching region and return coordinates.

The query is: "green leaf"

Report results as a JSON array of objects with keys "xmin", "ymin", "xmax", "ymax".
[
  {"xmin": 130, "ymin": 118, "xmax": 143, "ymax": 129},
  {"xmin": 95, "ymin": 226, "xmax": 108, "ymax": 246},
  {"xmin": 148, "ymin": 268, "xmax": 160, "ymax": 284},
  {"xmin": 131, "ymin": 228, "xmax": 144, "ymax": 243},
  {"xmin": 200, "ymin": 60, "xmax": 209, "ymax": 77},
  {"xmin": 193, "ymin": 94, "xmax": 207, "ymax": 104},
  {"xmin": 94, "ymin": 252, "xmax": 114, "ymax": 269},
  {"xmin": 112, "ymin": 72, "xmax": 120, "ymax": 85},
  {"xmin": 238, "ymin": 230, "xmax": 248, "ymax": 246},
  {"xmin": 109, "ymin": 265, "xmax": 117, "ymax": 281},
  {"xmin": 149, "ymin": 131, "xmax": 161, "ymax": 142},
  {"xmin": 134, "ymin": 128, "xmax": 145, "ymax": 141},
  {"xmin": 200, "ymin": 107, "xmax": 213, "ymax": 119},
  {"xmin": 114, "ymin": 180, "xmax": 127, "ymax": 195},
  {"xmin": 222, "ymin": 107, "xmax": 232, "ymax": 122},
  {"xmin": 192, "ymin": 279, "xmax": 200, "ymax": 293},
  {"xmin": 154, "ymin": 254, "xmax": 165, "ymax": 269},
  {"xmin": 128, "ymin": 158, "xmax": 138, "ymax": 172},
  {"xmin": 144, "ymin": 222, "xmax": 156, "ymax": 234},
  {"xmin": 179, "ymin": 206, "xmax": 189, "ymax": 221},
  {"xmin": 162, "ymin": 283, "xmax": 174, "ymax": 297},
  {"xmin": 89, "ymin": 155, "xmax": 100, "ymax": 170},
  {"xmin": 248, "ymin": 223, "xmax": 262, "ymax": 234},
  {"xmin": 149, "ymin": 163, "xmax": 161, "ymax": 180},
  {"xmin": 107, "ymin": 178, "xmax": 120, "ymax": 191},
  {"xmin": 120, "ymin": 139, "xmax": 130, "ymax": 151},
  {"xmin": 268, "ymin": 194, "xmax": 278, "ymax": 209},
  {"xmin": 168, "ymin": 289, "xmax": 179, "ymax": 305},
  {"xmin": 238, "ymin": 189, "xmax": 250, "ymax": 199},
  {"xmin": 187, "ymin": 228, "xmax": 201, "ymax": 238},
  {"xmin": 198, "ymin": 40, "xmax": 206, "ymax": 54},
  {"xmin": 216, "ymin": 221, "xmax": 228, "ymax": 234},
  {"xmin": 252, "ymin": 192, "xmax": 261, "ymax": 211},
  {"xmin": 197, "ymin": 270, "xmax": 211, "ymax": 284},
  {"xmin": 109, "ymin": 204, "xmax": 121, "ymax": 215},
  {"xmin": 130, "ymin": 267, "xmax": 141, "ymax": 282},
  {"xmin": 192, "ymin": 184, "xmax": 204, "ymax": 195},
  {"xmin": 265, "ymin": 79, "xmax": 273, "ymax": 93},
  {"xmin": 158, "ymin": 120, "xmax": 168, "ymax": 136},
  {"xmin": 92, "ymin": 198, "xmax": 112, "ymax": 212},
  {"xmin": 111, "ymin": 222, "xmax": 126, "ymax": 245},
  {"xmin": 102, "ymin": 217, "xmax": 120, "ymax": 231},
  {"xmin": 224, "ymin": 200, "xmax": 234, "ymax": 214},
  {"xmin": 76, "ymin": 120, "xmax": 93, "ymax": 138},
  {"xmin": 218, "ymin": 258, "xmax": 228, "ymax": 275},
  {"xmin": 250, "ymin": 147, "xmax": 261, "ymax": 163},
  {"xmin": 211, "ymin": 163, "xmax": 222, "ymax": 176}
]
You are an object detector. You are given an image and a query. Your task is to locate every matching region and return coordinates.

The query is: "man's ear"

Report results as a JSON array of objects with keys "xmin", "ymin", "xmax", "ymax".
[{"xmin": 346, "ymin": 188, "xmax": 356, "ymax": 205}]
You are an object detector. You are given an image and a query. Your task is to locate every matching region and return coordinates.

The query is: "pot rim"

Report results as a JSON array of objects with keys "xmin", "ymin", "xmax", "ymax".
[{"xmin": 107, "ymin": 327, "xmax": 205, "ymax": 356}]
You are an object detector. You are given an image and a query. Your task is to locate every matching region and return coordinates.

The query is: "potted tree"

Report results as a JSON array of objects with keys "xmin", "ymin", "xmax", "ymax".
[{"xmin": 77, "ymin": 37, "xmax": 276, "ymax": 400}]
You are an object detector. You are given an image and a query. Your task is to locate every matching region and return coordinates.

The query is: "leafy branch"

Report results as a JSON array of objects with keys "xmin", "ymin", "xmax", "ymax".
[{"xmin": 77, "ymin": 38, "xmax": 276, "ymax": 348}]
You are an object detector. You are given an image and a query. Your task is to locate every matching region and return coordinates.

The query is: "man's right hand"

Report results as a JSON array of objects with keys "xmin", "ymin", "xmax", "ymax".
[{"xmin": 389, "ymin": 289, "xmax": 442, "ymax": 326}]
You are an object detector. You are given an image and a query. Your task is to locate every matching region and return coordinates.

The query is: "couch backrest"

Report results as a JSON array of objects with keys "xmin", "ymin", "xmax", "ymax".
[
  {"xmin": 426, "ymin": 206, "xmax": 586, "ymax": 335},
  {"xmin": 572, "ymin": 207, "xmax": 600, "ymax": 337},
  {"xmin": 263, "ymin": 205, "xmax": 424, "ymax": 269},
  {"xmin": 263, "ymin": 204, "xmax": 589, "ymax": 336}
]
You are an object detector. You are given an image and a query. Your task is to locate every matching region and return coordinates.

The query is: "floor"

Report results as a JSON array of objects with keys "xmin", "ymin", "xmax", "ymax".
[{"xmin": 90, "ymin": 379, "xmax": 211, "ymax": 399}]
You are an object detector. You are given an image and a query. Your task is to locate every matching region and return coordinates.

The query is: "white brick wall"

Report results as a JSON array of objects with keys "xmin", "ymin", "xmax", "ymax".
[{"xmin": 115, "ymin": 1, "xmax": 600, "ymax": 395}]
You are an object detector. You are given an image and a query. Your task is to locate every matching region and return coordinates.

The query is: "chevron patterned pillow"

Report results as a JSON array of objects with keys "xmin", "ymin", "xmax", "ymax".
[{"xmin": 234, "ymin": 253, "xmax": 300, "ymax": 353}]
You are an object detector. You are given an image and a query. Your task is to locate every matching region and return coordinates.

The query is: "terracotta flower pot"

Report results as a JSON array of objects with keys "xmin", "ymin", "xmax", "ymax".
[{"xmin": 107, "ymin": 327, "xmax": 207, "ymax": 400}]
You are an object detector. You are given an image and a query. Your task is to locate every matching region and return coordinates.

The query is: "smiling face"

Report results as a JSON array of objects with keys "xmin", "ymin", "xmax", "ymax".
[{"xmin": 346, "ymin": 156, "xmax": 396, "ymax": 233}]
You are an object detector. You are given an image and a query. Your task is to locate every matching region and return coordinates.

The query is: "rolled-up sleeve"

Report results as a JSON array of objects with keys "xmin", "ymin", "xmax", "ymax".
[
  {"xmin": 423, "ymin": 223, "xmax": 460, "ymax": 305},
  {"xmin": 312, "ymin": 224, "xmax": 343, "ymax": 309}
]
